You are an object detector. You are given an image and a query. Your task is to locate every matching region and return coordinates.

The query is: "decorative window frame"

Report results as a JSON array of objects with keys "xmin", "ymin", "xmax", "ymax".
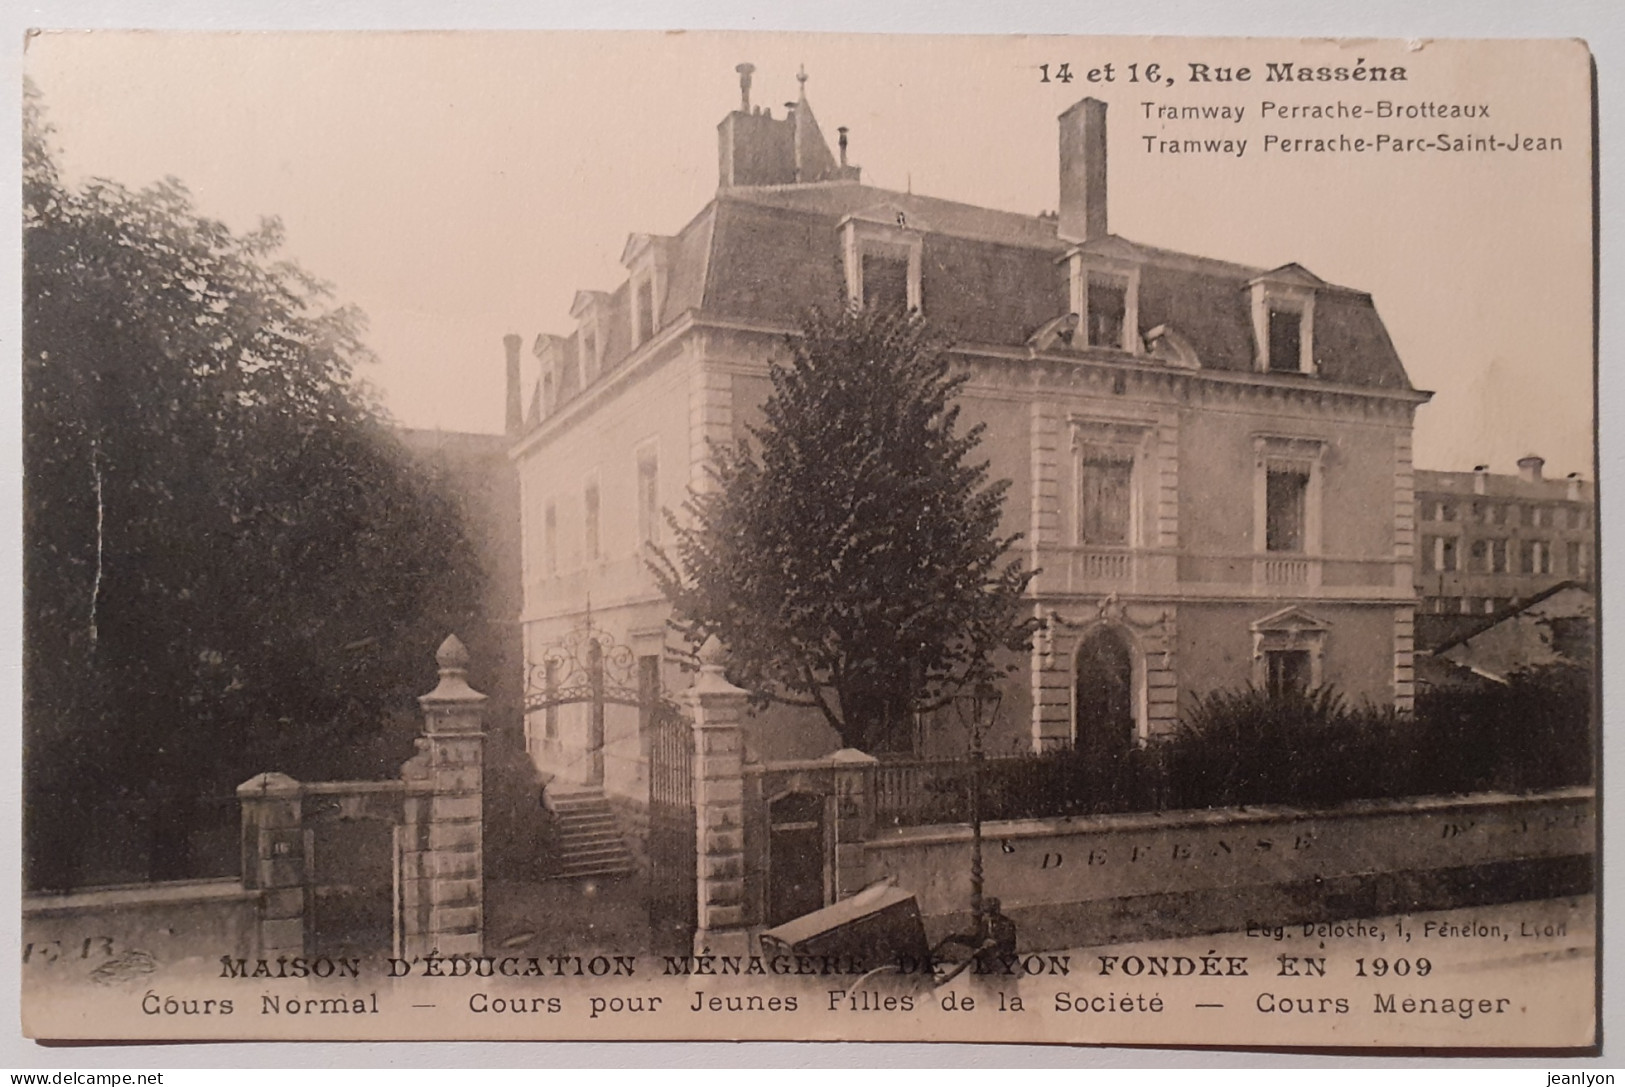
[
  {"xmin": 1249, "ymin": 277, "xmax": 1317, "ymax": 374},
  {"xmin": 840, "ymin": 217, "xmax": 923, "ymax": 313},
  {"xmin": 1252, "ymin": 434, "xmax": 1328, "ymax": 557},
  {"xmin": 1249, "ymin": 606, "xmax": 1331, "ymax": 691},
  {"xmin": 1067, "ymin": 252, "xmax": 1141, "ymax": 354},
  {"xmin": 1070, "ymin": 415, "xmax": 1158, "ymax": 548}
]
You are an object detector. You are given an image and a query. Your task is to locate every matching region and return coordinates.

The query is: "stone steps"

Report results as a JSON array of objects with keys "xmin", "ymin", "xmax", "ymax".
[{"xmin": 548, "ymin": 787, "xmax": 636, "ymax": 879}]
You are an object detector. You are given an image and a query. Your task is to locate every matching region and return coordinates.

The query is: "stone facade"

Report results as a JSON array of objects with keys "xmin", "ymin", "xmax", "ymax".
[{"xmin": 508, "ymin": 70, "xmax": 1429, "ymax": 804}]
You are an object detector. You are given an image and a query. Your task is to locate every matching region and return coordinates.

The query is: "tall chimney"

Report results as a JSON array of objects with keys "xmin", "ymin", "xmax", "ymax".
[
  {"xmin": 503, "ymin": 333, "xmax": 523, "ymax": 435},
  {"xmin": 736, "ymin": 62, "xmax": 755, "ymax": 113},
  {"xmin": 1473, "ymin": 464, "xmax": 1489, "ymax": 495},
  {"xmin": 837, "ymin": 126, "xmax": 848, "ymax": 166},
  {"xmin": 1517, "ymin": 454, "xmax": 1545, "ymax": 483},
  {"xmin": 1058, "ymin": 97, "xmax": 1109, "ymax": 243},
  {"xmin": 1567, "ymin": 472, "xmax": 1584, "ymax": 501}
]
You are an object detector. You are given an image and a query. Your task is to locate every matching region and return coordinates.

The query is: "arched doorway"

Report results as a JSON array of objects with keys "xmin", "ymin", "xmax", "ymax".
[{"xmin": 1074, "ymin": 626, "xmax": 1136, "ymax": 755}]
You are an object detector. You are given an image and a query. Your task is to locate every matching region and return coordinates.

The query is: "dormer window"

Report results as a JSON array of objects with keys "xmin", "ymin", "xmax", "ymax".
[
  {"xmin": 1267, "ymin": 306, "xmax": 1303, "ymax": 373},
  {"xmin": 634, "ymin": 278, "xmax": 655, "ymax": 344},
  {"xmin": 841, "ymin": 217, "xmax": 922, "ymax": 313},
  {"xmin": 1086, "ymin": 278, "xmax": 1128, "ymax": 348},
  {"xmin": 862, "ymin": 251, "xmax": 910, "ymax": 312},
  {"xmin": 570, "ymin": 290, "xmax": 609, "ymax": 386},
  {"xmin": 1248, "ymin": 264, "xmax": 1322, "ymax": 375},
  {"xmin": 1066, "ymin": 251, "xmax": 1140, "ymax": 354},
  {"xmin": 621, "ymin": 233, "xmax": 672, "ymax": 351},
  {"xmin": 581, "ymin": 327, "xmax": 600, "ymax": 382},
  {"xmin": 533, "ymin": 333, "xmax": 570, "ymax": 414}
]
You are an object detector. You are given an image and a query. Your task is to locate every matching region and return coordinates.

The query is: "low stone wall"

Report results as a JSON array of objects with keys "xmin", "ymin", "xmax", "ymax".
[
  {"xmin": 863, "ymin": 788, "xmax": 1594, "ymax": 950},
  {"xmin": 24, "ymin": 878, "xmax": 261, "ymax": 966},
  {"xmin": 24, "ymin": 636, "xmax": 491, "ymax": 967}
]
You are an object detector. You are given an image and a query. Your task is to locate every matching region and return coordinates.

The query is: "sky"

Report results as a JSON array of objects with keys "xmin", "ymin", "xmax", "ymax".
[{"xmin": 23, "ymin": 31, "xmax": 1596, "ymax": 477}]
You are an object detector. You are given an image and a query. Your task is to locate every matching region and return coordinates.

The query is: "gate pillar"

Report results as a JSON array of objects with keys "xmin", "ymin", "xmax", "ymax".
[
  {"xmin": 237, "ymin": 771, "xmax": 307, "ymax": 958},
  {"xmin": 829, "ymin": 749, "xmax": 878, "ymax": 900},
  {"xmin": 401, "ymin": 634, "xmax": 487, "ymax": 958},
  {"xmin": 685, "ymin": 637, "xmax": 751, "ymax": 955}
]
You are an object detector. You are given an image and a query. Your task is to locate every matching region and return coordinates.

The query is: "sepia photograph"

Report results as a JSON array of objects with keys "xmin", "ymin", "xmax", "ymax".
[{"xmin": 15, "ymin": 29, "xmax": 1599, "ymax": 1050}]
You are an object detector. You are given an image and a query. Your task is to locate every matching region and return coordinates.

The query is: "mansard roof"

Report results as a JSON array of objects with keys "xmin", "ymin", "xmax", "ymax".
[{"xmin": 537, "ymin": 180, "xmax": 1414, "ymax": 419}]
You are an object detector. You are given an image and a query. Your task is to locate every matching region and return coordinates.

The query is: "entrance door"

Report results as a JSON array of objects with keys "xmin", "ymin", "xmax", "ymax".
[
  {"xmin": 310, "ymin": 818, "xmax": 394, "ymax": 958},
  {"xmin": 1075, "ymin": 627, "xmax": 1136, "ymax": 755},
  {"xmin": 767, "ymin": 793, "xmax": 826, "ymax": 926}
]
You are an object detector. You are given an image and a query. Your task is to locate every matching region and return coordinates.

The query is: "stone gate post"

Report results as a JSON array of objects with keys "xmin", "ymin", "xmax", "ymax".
[
  {"xmin": 685, "ymin": 637, "xmax": 750, "ymax": 955},
  {"xmin": 829, "ymin": 748, "xmax": 878, "ymax": 900},
  {"xmin": 237, "ymin": 771, "xmax": 306, "ymax": 958},
  {"xmin": 400, "ymin": 634, "xmax": 487, "ymax": 958}
]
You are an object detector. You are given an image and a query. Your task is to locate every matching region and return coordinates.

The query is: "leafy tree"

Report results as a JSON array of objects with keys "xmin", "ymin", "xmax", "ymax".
[
  {"xmin": 654, "ymin": 304, "xmax": 1036, "ymax": 751},
  {"xmin": 23, "ymin": 84, "xmax": 484, "ymax": 889}
]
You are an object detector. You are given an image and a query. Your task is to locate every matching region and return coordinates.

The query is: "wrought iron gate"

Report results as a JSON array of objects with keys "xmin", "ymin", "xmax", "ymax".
[
  {"xmin": 523, "ymin": 613, "xmax": 697, "ymax": 950},
  {"xmin": 647, "ymin": 696, "xmax": 696, "ymax": 951}
]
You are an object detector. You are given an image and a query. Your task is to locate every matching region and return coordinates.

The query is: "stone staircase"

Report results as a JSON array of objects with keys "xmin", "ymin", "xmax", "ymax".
[{"xmin": 548, "ymin": 787, "xmax": 636, "ymax": 880}]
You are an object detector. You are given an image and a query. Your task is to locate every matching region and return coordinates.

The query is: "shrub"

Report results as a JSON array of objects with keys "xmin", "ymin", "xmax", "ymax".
[
  {"xmin": 1413, "ymin": 662, "xmax": 1594, "ymax": 795},
  {"xmin": 896, "ymin": 669, "xmax": 1593, "ymax": 827}
]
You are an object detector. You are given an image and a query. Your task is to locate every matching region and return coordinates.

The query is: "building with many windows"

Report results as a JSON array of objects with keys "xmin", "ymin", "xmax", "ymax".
[
  {"xmin": 1412, "ymin": 457, "xmax": 1594, "ymax": 649},
  {"xmin": 505, "ymin": 69, "xmax": 1431, "ymax": 804}
]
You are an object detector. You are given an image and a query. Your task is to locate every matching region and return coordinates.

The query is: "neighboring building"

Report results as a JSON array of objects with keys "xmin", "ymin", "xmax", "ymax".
[
  {"xmin": 1416, "ymin": 581, "xmax": 1594, "ymax": 691},
  {"xmin": 1412, "ymin": 459, "xmax": 1594, "ymax": 649},
  {"xmin": 506, "ymin": 69, "xmax": 1430, "ymax": 806}
]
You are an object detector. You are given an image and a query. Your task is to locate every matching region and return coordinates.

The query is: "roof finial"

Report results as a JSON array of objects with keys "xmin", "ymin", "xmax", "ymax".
[{"xmin": 797, "ymin": 63, "xmax": 808, "ymax": 97}]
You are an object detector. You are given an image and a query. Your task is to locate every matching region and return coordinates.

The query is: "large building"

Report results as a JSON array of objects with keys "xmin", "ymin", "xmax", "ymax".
[
  {"xmin": 506, "ymin": 69, "xmax": 1431, "ymax": 805},
  {"xmin": 1411, "ymin": 458, "xmax": 1594, "ymax": 649}
]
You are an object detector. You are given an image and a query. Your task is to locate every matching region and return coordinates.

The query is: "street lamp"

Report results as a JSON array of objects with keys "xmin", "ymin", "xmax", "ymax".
[{"xmin": 954, "ymin": 683, "xmax": 1003, "ymax": 930}]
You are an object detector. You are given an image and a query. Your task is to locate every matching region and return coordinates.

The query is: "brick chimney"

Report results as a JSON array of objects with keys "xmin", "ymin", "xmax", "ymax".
[
  {"xmin": 1566, "ymin": 472, "xmax": 1584, "ymax": 501},
  {"xmin": 1473, "ymin": 464, "xmax": 1489, "ymax": 495},
  {"xmin": 503, "ymin": 334, "xmax": 523, "ymax": 435},
  {"xmin": 718, "ymin": 62, "xmax": 793, "ymax": 188},
  {"xmin": 717, "ymin": 64, "xmax": 852, "ymax": 188},
  {"xmin": 1517, "ymin": 454, "xmax": 1545, "ymax": 483},
  {"xmin": 1058, "ymin": 97, "xmax": 1108, "ymax": 243}
]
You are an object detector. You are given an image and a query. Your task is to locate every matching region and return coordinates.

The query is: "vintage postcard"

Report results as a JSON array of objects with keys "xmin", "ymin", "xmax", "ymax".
[{"xmin": 19, "ymin": 31, "xmax": 1596, "ymax": 1048}]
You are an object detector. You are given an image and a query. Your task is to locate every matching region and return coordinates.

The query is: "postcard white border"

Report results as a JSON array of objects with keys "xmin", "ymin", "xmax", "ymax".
[{"xmin": 0, "ymin": 0, "xmax": 1618, "ymax": 1071}]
